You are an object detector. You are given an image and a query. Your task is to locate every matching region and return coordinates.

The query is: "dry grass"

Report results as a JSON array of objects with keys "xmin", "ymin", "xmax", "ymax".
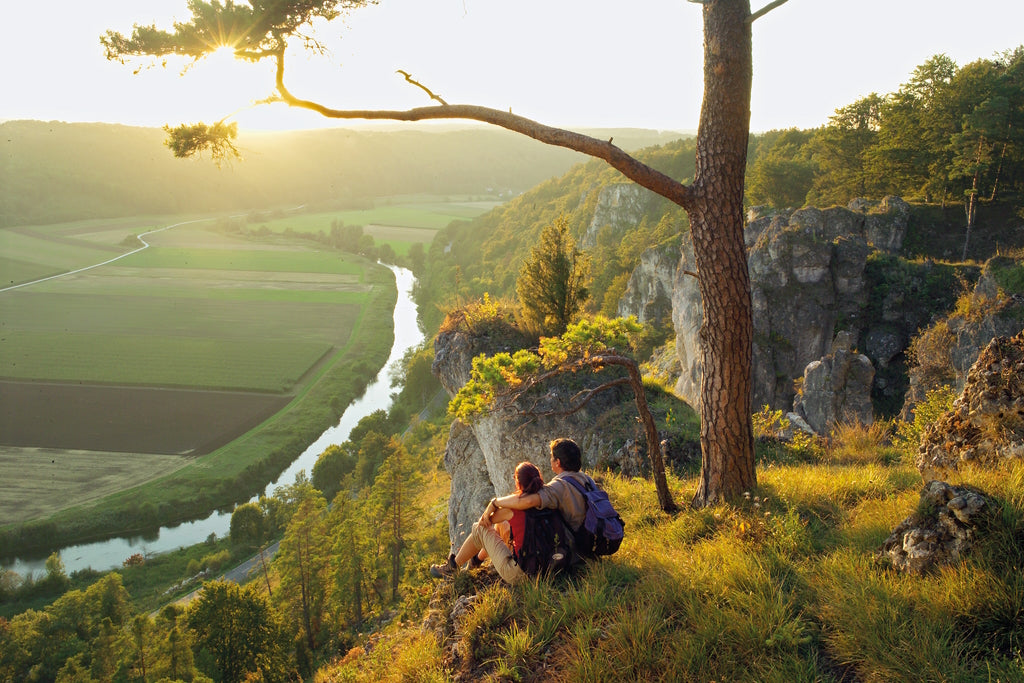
[{"xmin": 324, "ymin": 446, "xmax": 1024, "ymax": 682}]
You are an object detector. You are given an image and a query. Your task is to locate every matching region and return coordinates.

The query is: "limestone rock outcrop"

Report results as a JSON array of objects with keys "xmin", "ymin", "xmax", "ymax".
[
  {"xmin": 581, "ymin": 183, "xmax": 658, "ymax": 249},
  {"xmin": 433, "ymin": 320, "xmax": 637, "ymax": 550},
  {"xmin": 916, "ymin": 331, "xmax": 1024, "ymax": 481},
  {"xmin": 879, "ymin": 481, "xmax": 990, "ymax": 574},
  {"xmin": 792, "ymin": 347, "xmax": 875, "ymax": 435},
  {"xmin": 668, "ymin": 197, "xmax": 913, "ymax": 414},
  {"xmin": 618, "ymin": 241, "xmax": 680, "ymax": 327},
  {"xmin": 903, "ymin": 257, "xmax": 1024, "ymax": 417}
]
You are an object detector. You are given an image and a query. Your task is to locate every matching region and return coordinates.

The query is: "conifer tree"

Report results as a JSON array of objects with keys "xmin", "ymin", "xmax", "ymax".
[{"xmin": 516, "ymin": 216, "xmax": 590, "ymax": 336}]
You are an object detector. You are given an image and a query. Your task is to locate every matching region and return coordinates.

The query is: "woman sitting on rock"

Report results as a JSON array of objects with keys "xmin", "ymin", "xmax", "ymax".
[{"xmin": 430, "ymin": 461, "xmax": 544, "ymax": 585}]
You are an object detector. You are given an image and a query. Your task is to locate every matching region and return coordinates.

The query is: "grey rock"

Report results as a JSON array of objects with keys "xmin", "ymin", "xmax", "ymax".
[
  {"xmin": 581, "ymin": 183, "xmax": 657, "ymax": 249},
  {"xmin": 865, "ymin": 328, "xmax": 904, "ymax": 368},
  {"xmin": 915, "ymin": 331, "xmax": 1024, "ymax": 480},
  {"xmin": 671, "ymin": 200, "xmax": 888, "ymax": 413},
  {"xmin": 618, "ymin": 242, "xmax": 681, "ymax": 327},
  {"xmin": 432, "ymin": 320, "xmax": 640, "ymax": 550},
  {"xmin": 880, "ymin": 481, "xmax": 990, "ymax": 574},
  {"xmin": 443, "ymin": 420, "xmax": 495, "ymax": 550},
  {"xmin": 793, "ymin": 349, "xmax": 875, "ymax": 435}
]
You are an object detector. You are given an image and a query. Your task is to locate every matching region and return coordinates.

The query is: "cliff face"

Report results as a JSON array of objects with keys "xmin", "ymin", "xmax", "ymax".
[
  {"xmin": 581, "ymin": 183, "xmax": 659, "ymax": 249},
  {"xmin": 663, "ymin": 198, "xmax": 908, "ymax": 413},
  {"xmin": 617, "ymin": 241, "xmax": 679, "ymax": 327},
  {"xmin": 432, "ymin": 323, "xmax": 636, "ymax": 549}
]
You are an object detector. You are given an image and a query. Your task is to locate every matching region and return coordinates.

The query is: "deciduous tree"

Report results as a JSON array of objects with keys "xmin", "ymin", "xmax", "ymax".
[
  {"xmin": 104, "ymin": 0, "xmax": 792, "ymax": 506},
  {"xmin": 187, "ymin": 580, "xmax": 289, "ymax": 683}
]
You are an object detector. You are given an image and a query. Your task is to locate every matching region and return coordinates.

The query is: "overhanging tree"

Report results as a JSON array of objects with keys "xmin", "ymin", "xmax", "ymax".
[{"xmin": 104, "ymin": 0, "xmax": 788, "ymax": 506}]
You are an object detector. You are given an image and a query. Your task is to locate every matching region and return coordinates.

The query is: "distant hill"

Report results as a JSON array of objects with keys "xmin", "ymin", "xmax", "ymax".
[{"xmin": 0, "ymin": 121, "xmax": 686, "ymax": 227}]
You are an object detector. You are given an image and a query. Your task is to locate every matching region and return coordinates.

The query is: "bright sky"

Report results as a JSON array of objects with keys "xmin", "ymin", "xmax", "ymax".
[{"xmin": 3, "ymin": 0, "xmax": 1023, "ymax": 133}]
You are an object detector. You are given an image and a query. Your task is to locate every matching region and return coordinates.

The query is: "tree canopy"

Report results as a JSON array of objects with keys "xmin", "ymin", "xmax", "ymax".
[{"xmin": 516, "ymin": 215, "xmax": 591, "ymax": 336}]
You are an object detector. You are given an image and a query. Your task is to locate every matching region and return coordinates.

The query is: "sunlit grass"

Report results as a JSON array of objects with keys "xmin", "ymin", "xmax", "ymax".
[{"xmin": 334, "ymin": 450, "xmax": 1024, "ymax": 681}]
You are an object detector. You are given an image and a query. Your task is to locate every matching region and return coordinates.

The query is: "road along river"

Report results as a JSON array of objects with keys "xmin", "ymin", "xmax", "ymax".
[{"xmin": 4, "ymin": 265, "xmax": 423, "ymax": 576}]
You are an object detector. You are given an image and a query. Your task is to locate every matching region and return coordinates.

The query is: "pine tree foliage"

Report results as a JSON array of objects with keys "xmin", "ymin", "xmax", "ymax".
[{"xmin": 515, "ymin": 215, "xmax": 591, "ymax": 336}]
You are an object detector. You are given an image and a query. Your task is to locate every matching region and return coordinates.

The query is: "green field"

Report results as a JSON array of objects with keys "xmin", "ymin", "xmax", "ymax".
[
  {"xmin": 237, "ymin": 198, "xmax": 500, "ymax": 256},
  {"xmin": 2, "ymin": 332, "xmax": 332, "ymax": 391},
  {"xmin": 0, "ymin": 215, "xmax": 208, "ymax": 286},
  {"xmin": 118, "ymin": 245, "xmax": 368, "ymax": 274},
  {"xmin": 252, "ymin": 199, "xmax": 499, "ymax": 232},
  {"xmin": 0, "ymin": 213, "xmax": 398, "ymax": 550}
]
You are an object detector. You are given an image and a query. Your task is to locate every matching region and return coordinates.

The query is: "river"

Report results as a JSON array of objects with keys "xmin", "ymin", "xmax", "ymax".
[{"xmin": 4, "ymin": 264, "xmax": 423, "ymax": 577}]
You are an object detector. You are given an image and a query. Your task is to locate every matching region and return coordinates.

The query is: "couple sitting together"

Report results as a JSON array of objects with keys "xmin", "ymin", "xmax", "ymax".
[{"xmin": 430, "ymin": 437, "xmax": 592, "ymax": 585}]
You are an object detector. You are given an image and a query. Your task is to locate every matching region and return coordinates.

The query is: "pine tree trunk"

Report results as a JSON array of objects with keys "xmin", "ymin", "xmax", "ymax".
[{"xmin": 689, "ymin": 0, "xmax": 757, "ymax": 506}]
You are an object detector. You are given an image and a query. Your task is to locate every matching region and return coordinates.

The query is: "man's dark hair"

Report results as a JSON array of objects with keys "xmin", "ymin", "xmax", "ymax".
[{"xmin": 549, "ymin": 438, "xmax": 582, "ymax": 472}]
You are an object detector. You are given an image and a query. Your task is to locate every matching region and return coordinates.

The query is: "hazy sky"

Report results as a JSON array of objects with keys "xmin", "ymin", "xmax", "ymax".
[{"xmin": 3, "ymin": 0, "xmax": 1023, "ymax": 133}]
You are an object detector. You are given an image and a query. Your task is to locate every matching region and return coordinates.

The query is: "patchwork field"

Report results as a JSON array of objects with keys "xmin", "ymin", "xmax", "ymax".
[
  {"xmin": 0, "ymin": 211, "xmax": 395, "ymax": 528},
  {"xmin": 237, "ymin": 198, "xmax": 500, "ymax": 255},
  {"xmin": 0, "ymin": 447, "xmax": 192, "ymax": 525}
]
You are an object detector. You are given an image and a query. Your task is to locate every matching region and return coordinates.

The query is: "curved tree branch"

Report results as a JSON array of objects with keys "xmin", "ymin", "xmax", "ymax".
[{"xmin": 271, "ymin": 51, "xmax": 695, "ymax": 210}]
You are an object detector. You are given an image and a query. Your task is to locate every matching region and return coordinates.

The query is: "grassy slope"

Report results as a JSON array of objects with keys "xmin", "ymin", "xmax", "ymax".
[{"xmin": 324, "ymin": 442, "xmax": 1024, "ymax": 682}]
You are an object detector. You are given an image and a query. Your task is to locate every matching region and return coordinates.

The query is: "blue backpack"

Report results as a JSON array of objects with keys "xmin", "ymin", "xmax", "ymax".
[{"xmin": 564, "ymin": 476, "xmax": 625, "ymax": 557}]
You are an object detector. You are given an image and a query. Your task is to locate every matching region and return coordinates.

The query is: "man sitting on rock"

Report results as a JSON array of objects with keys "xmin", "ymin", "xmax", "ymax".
[{"xmin": 429, "ymin": 437, "xmax": 589, "ymax": 583}]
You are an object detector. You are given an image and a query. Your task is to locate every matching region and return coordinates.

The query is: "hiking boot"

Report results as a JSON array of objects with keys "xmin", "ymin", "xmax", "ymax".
[
  {"xmin": 429, "ymin": 554, "xmax": 458, "ymax": 579},
  {"xmin": 469, "ymin": 555, "xmax": 484, "ymax": 569}
]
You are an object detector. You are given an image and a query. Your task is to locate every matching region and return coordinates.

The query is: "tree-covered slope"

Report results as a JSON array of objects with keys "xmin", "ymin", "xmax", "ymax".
[{"xmin": 417, "ymin": 137, "xmax": 698, "ymax": 329}]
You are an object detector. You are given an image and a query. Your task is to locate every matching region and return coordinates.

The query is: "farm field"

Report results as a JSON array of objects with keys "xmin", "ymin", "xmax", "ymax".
[
  {"xmin": 0, "ymin": 212, "xmax": 397, "ymax": 535},
  {"xmin": 0, "ymin": 447, "xmax": 191, "ymax": 525},
  {"xmin": 240, "ymin": 197, "xmax": 500, "ymax": 255}
]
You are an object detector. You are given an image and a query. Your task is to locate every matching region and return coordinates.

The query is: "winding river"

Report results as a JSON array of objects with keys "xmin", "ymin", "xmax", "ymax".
[{"xmin": 4, "ymin": 265, "xmax": 423, "ymax": 577}]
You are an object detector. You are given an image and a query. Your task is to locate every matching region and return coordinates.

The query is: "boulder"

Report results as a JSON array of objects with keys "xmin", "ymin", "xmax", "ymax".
[
  {"xmin": 916, "ymin": 330, "xmax": 1024, "ymax": 481},
  {"xmin": 879, "ymin": 480, "xmax": 990, "ymax": 574}
]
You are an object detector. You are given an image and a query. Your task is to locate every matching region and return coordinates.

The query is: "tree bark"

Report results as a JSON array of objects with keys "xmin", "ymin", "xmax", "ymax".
[{"xmin": 689, "ymin": 0, "xmax": 757, "ymax": 505}]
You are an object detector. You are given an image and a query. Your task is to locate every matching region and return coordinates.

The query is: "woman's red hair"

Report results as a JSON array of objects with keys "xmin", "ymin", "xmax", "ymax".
[{"xmin": 514, "ymin": 461, "xmax": 543, "ymax": 496}]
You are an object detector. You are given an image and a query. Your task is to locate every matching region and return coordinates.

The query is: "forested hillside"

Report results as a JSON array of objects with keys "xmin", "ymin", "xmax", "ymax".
[
  {"xmin": 419, "ymin": 47, "xmax": 1024, "ymax": 331},
  {"xmin": 746, "ymin": 48, "xmax": 1024, "ymax": 223},
  {"xmin": 417, "ymin": 137, "xmax": 697, "ymax": 329},
  {"xmin": 0, "ymin": 121, "xmax": 682, "ymax": 227}
]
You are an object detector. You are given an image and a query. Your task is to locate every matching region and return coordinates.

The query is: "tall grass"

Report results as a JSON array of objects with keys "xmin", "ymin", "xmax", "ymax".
[{"xmin": 324, "ymin": 438, "xmax": 1024, "ymax": 682}]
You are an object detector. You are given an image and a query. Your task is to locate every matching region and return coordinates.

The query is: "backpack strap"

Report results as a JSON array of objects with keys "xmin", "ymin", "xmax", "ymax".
[{"xmin": 562, "ymin": 474, "xmax": 594, "ymax": 496}]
